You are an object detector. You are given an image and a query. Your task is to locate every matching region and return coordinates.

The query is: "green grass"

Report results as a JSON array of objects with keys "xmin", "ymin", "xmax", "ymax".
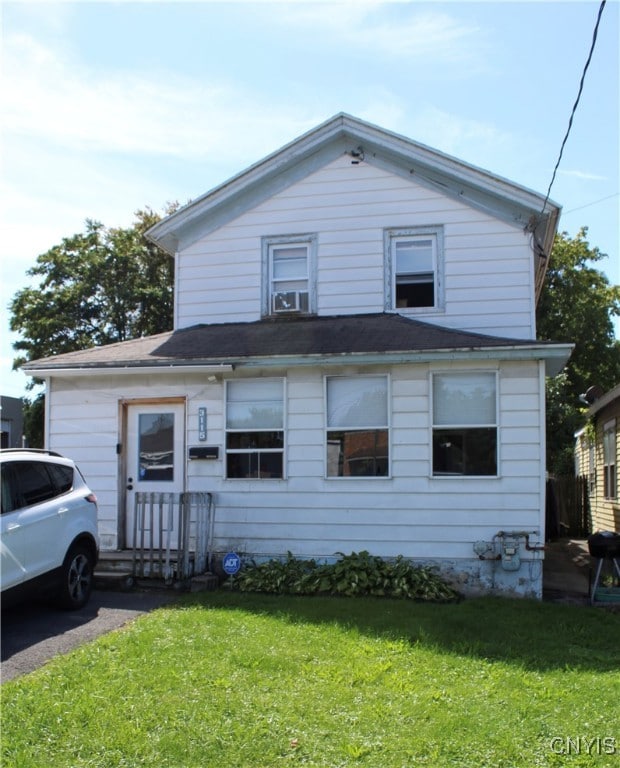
[{"xmin": 2, "ymin": 593, "xmax": 619, "ymax": 767}]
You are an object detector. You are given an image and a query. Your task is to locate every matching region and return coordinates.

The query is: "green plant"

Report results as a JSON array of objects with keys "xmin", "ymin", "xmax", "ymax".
[{"xmin": 235, "ymin": 550, "xmax": 459, "ymax": 602}]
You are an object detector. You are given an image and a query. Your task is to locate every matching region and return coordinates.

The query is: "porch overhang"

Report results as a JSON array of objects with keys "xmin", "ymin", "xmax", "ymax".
[{"xmin": 25, "ymin": 345, "xmax": 572, "ymax": 379}]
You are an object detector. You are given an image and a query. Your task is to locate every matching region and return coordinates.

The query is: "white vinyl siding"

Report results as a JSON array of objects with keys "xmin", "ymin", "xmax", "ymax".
[
  {"xmin": 175, "ymin": 156, "xmax": 536, "ymax": 338},
  {"xmin": 43, "ymin": 361, "xmax": 544, "ymax": 573}
]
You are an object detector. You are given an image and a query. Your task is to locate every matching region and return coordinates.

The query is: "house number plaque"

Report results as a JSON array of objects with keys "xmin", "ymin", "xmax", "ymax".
[{"xmin": 198, "ymin": 407, "xmax": 207, "ymax": 441}]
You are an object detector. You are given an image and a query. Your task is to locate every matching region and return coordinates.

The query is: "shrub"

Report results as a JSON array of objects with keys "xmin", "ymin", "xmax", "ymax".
[{"xmin": 235, "ymin": 551, "xmax": 459, "ymax": 602}]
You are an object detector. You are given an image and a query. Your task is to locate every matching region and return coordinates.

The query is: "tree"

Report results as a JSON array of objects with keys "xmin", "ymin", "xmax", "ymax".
[
  {"xmin": 536, "ymin": 227, "xmax": 620, "ymax": 475},
  {"xmin": 10, "ymin": 206, "xmax": 177, "ymax": 446}
]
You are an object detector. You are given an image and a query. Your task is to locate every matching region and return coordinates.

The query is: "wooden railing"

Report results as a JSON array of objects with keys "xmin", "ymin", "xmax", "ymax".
[{"xmin": 132, "ymin": 492, "xmax": 214, "ymax": 583}]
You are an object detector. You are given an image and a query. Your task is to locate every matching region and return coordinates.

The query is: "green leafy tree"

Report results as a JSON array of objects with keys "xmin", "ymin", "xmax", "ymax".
[
  {"xmin": 10, "ymin": 206, "xmax": 176, "ymax": 446},
  {"xmin": 537, "ymin": 227, "xmax": 620, "ymax": 475}
]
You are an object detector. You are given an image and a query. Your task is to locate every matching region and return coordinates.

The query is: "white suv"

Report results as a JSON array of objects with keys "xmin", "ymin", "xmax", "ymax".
[{"xmin": 1, "ymin": 449, "xmax": 99, "ymax": 609}]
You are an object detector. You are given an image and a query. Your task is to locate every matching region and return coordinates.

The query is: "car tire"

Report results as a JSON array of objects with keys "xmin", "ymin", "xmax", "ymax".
[{"xmin": 57, "ymin": 544, "xmax": 95, "ymax": 609}]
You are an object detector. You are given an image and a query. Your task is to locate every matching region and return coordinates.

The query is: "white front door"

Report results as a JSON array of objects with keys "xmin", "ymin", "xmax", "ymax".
[{"xmin": 125, "ymin": 403, "xmax": 185, "ymax": 548}]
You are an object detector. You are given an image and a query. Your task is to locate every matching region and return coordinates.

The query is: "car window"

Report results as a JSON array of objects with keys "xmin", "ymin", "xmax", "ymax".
[
  {"xmin": 12, "ymin": 461, "xmax": 58, "ymax": 507},
  {"xmin": 1, "ymin": 467, "xmax": 18, "ymax": 514},
  {"xmin": 47, "ymin": 463, "xmax": 74, "ymax": 494}
]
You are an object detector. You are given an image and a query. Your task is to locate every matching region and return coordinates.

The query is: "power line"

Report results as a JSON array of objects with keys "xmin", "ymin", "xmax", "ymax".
[
  {"xmin": 563, "ymin": 192, "xmax": 619, "ymax": 216},
  {"xmin": 540, "ymin": 0, "xmax": 607, "ymax": 216}
]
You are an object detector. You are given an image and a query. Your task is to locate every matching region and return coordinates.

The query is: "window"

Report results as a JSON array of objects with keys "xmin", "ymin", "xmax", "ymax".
[
  {"xmin": 138, "ymin": 413, "xmax": 175, "ymax": 482},
  {"xmin": 588, "ymin": 441, "xmax": 596, "ymax": 495},
  {"xmin": 226, "ymin": 379, "xmax": 284, "ymax": 479},
  {"xmin": 263, "ymin": 235, "xmax": 316, "ymax": 316},
  {"xmin": 385, "ymin": 227, "xmax": 443, "ymax": 311},
  {"xmin": 603, "ymin": 420, "xmax": 616, "ymax": 499},
  {"xmin": 326, "ymin": 375, "xmax": 389, "ymax": 477},
  {"xmin": 432, "ymin": 372, "xmax": 497, "ymax": 476}
]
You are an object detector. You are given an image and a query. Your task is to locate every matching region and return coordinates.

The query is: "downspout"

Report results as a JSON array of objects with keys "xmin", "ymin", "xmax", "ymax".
[{"xmin": 539, "ymin": 360, "xmax": 548, "ymax": 545}]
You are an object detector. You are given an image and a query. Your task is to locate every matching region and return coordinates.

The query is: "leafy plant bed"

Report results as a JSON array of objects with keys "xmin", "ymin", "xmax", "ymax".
[{"xmin": 234, "ymin": 550, "xmax": 460, "ymax": 602}]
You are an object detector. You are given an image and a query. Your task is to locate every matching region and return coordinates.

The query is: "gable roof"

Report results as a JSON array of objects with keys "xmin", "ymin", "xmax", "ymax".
[
  {"xmin": 23, "ymin": 313, "xmax": 572, "ymax": 378},
  {"xmin": 146, "ymin": 113, "xmax": 561, "ymax": 299}
]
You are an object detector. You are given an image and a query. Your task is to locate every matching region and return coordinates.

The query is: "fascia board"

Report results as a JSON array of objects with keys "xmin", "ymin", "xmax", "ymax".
[
  {"xmin": 24, "ymin": 344, "xmax": 572, "ymax": 380},
  {"xmin": 588, "ymin": 383, "xmax": 620, "ymax": 416},
  {"xmin": 24, "ymin": 364, "xmax": 234, "ymax": 378},
  {"xmin": 233, "ymin": 343, "xmax": 573, "ymax": 376}
]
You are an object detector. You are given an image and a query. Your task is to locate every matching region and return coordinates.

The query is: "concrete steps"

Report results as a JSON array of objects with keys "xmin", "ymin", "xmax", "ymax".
[{"xmin": 94, "ymin": 550, "xmax": 219, "ymax": 592}]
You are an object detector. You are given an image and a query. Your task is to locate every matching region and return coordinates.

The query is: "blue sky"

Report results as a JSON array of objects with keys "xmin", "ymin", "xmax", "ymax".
[{"xmin": 1, "ymin": 0, "xmax": 618, "ymax": 399}]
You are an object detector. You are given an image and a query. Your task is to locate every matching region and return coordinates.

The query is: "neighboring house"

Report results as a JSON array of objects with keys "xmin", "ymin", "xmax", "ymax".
[
  {"xmin": 575, "ymin": 384, "xmax": 619, "ymax": 533},
  {"xmin": 0, "ymin": 396, "xmax": 24, "ymax": 449},
  {"xmin": 23, "ymin": 114, "xmax": 573, "ymax": 597}
]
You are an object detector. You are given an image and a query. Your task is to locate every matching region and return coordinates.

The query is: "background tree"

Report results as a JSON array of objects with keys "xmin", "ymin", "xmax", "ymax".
[
  {"xmin": 10, "ymin": 206, "xmax": 176, "ymax": 446},
  {"xmin": 537, "ymin": 227, "xmax": 620, "ymax": 475}
]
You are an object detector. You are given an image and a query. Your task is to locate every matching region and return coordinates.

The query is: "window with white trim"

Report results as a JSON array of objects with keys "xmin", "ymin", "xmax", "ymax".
[
  {"xmin": 603, "ymin": 419, "xmax": 616, "ymax": 499},
  {"xmin": 225, "ymin": 379, "xmax": 284, "ymax": 479},
  {"xmin": 326, "ymin": 375, "xmax": 389, "ymax": 477},
  {"xmin": 263, "ymin": 235, "xmax": 316, "ymax": 316},
  {"xmin": 385, "ymin": 227, "xmax": 443, "ymax": 311},
  {"xmin": 432, "ymin": 372, "xmax": 498, "ymax": 476}
]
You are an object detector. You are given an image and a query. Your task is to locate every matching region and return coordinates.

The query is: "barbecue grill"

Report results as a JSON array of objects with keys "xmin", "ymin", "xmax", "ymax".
[{"xmin": 587, "ymin": 531, "xmax": 620, "ymax": 604}]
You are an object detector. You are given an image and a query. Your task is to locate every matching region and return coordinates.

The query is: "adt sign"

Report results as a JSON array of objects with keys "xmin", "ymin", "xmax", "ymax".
[{"xmin": 223, "ymin": 552, "xmax": 241, "ymax": 576}]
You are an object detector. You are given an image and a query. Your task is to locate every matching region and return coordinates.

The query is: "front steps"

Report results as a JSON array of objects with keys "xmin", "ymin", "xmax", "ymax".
[{"xmin": 94, "ymin": 550, "xmax": 219, "ymax": 592}]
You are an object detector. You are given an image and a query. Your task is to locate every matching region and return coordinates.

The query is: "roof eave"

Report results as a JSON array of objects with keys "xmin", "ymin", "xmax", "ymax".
[{"xmin": 23, "ymin": 342, "xmax": 573, "ymax": 379}]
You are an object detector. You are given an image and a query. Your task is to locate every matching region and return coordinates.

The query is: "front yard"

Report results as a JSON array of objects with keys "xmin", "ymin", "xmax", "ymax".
[{"xmin": 2, "ymin": 593, "xmax": 619, "ymax": 767}]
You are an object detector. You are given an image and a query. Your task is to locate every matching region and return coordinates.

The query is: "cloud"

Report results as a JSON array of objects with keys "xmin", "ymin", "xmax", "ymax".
[
  {"xmin": 275, "ymin": 3, "xmax": 482, "ymax": 62},
  {"xmin": 401, "ymin": 105, "xmax": 512, "ymax": 165},
  {"xmin": 2, "ymin": 33, "xmax": 318, "ymax": 162},
  {"xmin": 558, "ymin": 169, "xmax": 607, "ymax": 182}
]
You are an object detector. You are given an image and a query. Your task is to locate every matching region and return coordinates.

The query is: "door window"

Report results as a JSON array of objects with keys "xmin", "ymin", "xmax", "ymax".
[{"xmin": 138, "ymin": 413, "xmax": 175, "ymax": 482}]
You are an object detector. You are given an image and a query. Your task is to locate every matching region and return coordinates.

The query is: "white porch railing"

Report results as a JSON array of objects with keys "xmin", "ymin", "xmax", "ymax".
[{"xmin": 132, "ymin": 492, "xmax": 214, "ymax": 584}]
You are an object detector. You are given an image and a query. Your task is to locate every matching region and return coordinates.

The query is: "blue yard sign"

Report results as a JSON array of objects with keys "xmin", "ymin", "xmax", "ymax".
[{"xmin": 223, "ymin": 552, "xmax": 241, "ymax": 576}]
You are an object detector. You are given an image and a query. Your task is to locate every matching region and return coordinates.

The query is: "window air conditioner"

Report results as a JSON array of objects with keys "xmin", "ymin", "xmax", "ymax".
[{"xmin": 272, "ymin": 291, "xmax": 307, "ymax": 313}]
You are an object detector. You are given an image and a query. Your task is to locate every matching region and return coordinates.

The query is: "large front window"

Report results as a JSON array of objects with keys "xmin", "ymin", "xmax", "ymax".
[
  {"xmin": 326, "ymin": 375, "xmax": 389, "ymax": 477},
  {"xmin": 603, "ymin": 420, "xmax": 616, "ymax": 499},
  {"xmin": 226, "ymin": 379, "xmax": 284, "ymax": 479},
  {"xmin": 432, "ymin": 372, "xmax": 498, "ymax": 476}
]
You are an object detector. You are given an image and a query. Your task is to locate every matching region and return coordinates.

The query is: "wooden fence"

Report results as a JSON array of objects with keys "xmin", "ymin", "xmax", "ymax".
[{"xmin": 546, "ymin": 476, "xmax": 591, "ymax": 539}]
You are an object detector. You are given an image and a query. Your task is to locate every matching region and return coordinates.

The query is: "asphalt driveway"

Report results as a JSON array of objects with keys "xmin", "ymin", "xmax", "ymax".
[{"xmin": 1, "ymin": 588, "xmax": 177, "ymax": 683}]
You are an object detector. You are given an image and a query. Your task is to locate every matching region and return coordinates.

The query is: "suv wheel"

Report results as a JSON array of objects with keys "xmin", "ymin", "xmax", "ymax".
[{"xmin": 58, "ymin": 544, "xmax": 95, "ymax": 609}]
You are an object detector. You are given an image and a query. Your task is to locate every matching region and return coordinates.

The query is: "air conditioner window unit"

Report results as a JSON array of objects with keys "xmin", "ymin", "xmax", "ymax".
[{"xmin": 273, "ymin": 290, "xmax": 308, "ymax": 313}]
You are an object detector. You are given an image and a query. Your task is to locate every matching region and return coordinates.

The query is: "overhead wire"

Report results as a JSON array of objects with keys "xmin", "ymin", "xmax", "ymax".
[{"xmin": 539, "ymin": 0, "xmax": 607, "ymax": 217}]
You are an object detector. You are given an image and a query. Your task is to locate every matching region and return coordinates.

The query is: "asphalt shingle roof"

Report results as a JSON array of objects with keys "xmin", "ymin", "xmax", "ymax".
[{"xmin": 23, "ymin": 313, "xmax": 546, "ymax": 371}]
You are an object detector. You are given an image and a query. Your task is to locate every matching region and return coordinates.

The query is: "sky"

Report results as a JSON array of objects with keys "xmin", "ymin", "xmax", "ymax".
[{"xmin": 1, "ymin": 0, "xmax": 618, "ymax": 399}]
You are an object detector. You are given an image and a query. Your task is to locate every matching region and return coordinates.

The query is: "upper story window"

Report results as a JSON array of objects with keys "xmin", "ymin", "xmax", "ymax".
[
  {"xmin": 384, "ymin": 226, "xmax": 443, "ymax": 312},
  {"xmin": 262, "ymin": 234, "xmax": 317, "ymax": 316},
  {"xmin": 432, "ymin": 371, "xmax": 498, "ymax": 477}
]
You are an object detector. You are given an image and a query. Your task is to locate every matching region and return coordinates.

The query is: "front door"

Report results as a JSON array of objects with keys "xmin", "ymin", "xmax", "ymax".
[{"xmin": 125, "ymin": 403, "xmax": 185, "ymax": 548}]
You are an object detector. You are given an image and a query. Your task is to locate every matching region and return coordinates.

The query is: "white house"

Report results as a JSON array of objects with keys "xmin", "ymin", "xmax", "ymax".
[{"xmin": 24, "ymin": 114, "xmax": 573, "ymax": 597}]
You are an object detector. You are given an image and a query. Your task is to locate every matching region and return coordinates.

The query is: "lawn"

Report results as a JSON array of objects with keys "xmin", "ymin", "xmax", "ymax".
[{"xmin": 2, "ymin": 593, "xmax": 619, "ymax": 767}]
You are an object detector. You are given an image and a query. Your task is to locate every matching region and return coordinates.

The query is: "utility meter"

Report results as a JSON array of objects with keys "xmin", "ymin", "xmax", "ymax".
[{"xmin": 500, "ymin": 536, "xmax": 521, "ymax": 571}]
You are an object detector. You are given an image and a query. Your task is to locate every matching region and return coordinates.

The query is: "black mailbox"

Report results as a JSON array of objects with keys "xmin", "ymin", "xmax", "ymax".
[{"xmin": 189, "ymin": 446, "xmax": 219, "ymax": 460}]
